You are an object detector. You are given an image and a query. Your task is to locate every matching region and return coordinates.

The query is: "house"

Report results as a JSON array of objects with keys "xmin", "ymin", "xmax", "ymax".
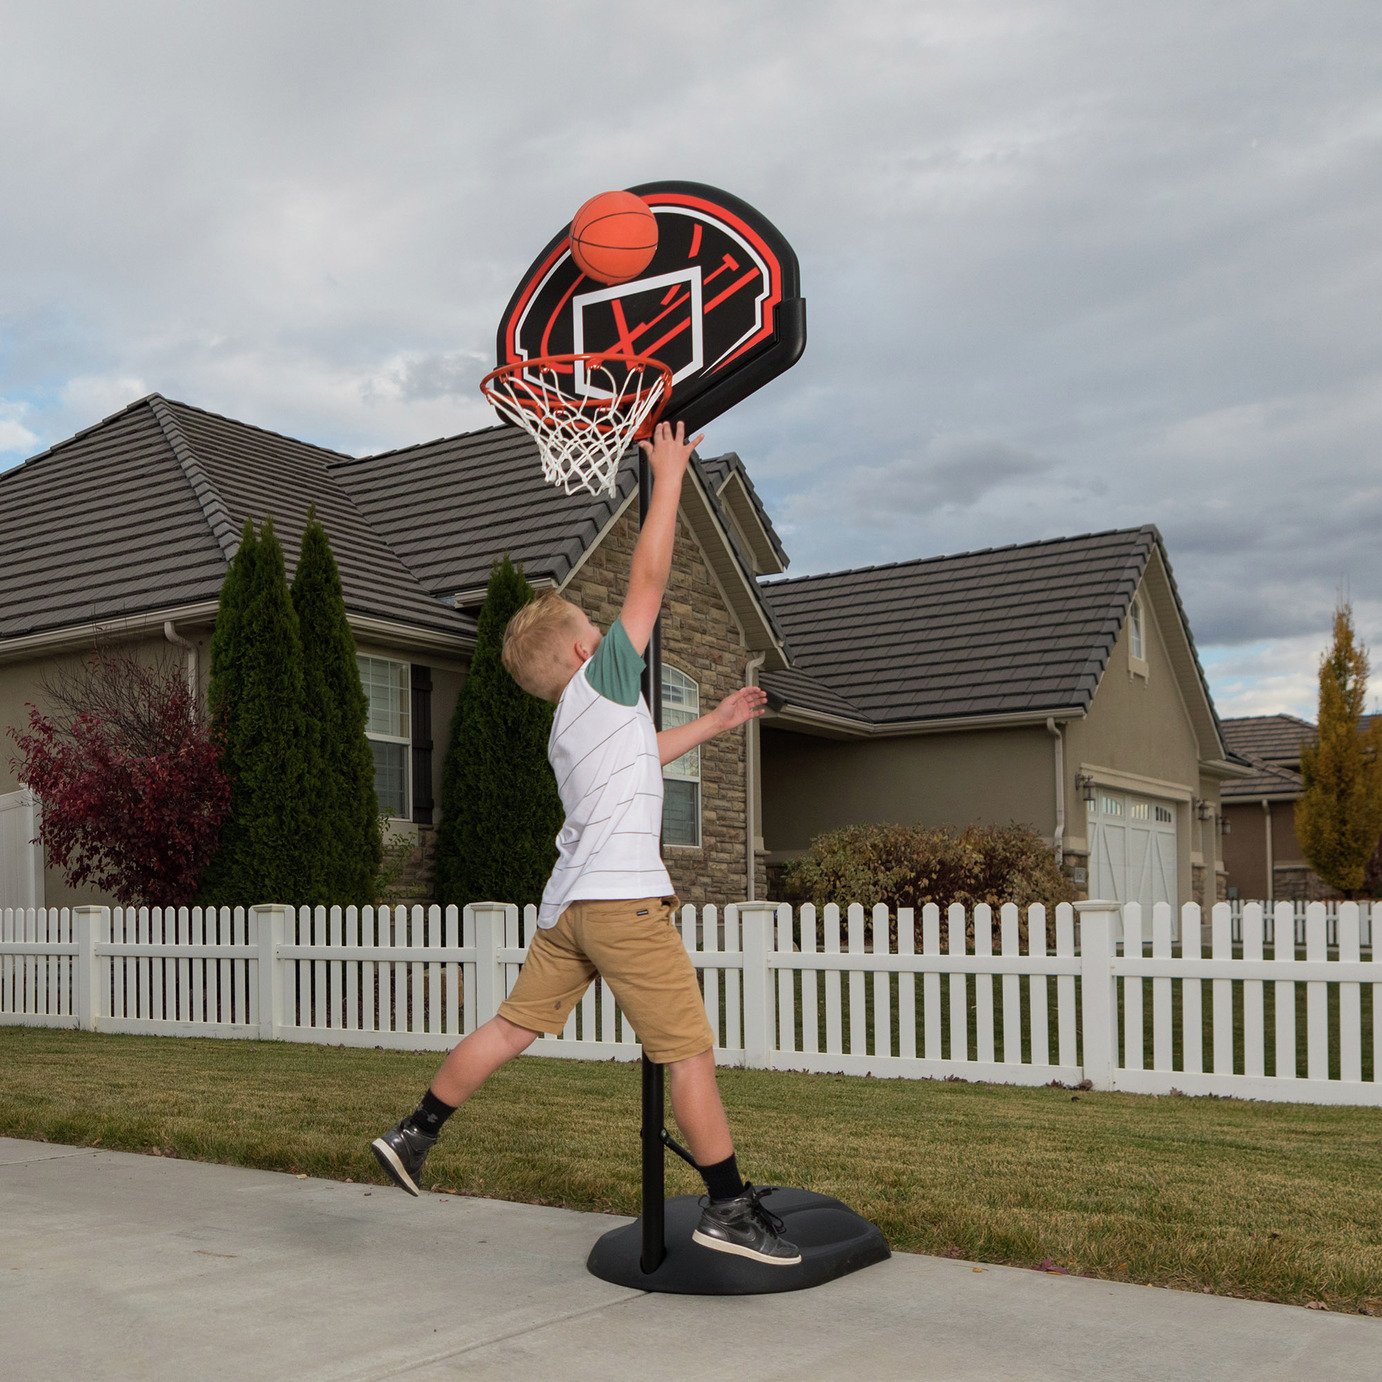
[
  {"xmin": 0, "ymin": 396, "xmax": 787, "ymax": 909},
  {"xmin": 756, "ymin": 528, "xmax": 1247, "ymax": 910},
  {"xmin": 2, "ymin": 395, "xmax": 1240, "ymax": 913},
  {"xmin": 1220, "ymin": 713, "xmax": 1381, "ymax": 901}
]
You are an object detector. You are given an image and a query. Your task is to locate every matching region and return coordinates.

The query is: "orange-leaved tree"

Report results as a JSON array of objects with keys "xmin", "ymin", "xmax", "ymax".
[{"xmin": 1295, "ymin": 603, "xmax": 1382, "ymax": 898}]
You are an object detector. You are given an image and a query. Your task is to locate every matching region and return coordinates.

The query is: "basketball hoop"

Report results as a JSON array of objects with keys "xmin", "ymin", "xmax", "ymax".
[{"xmin": 481, "ymin": 352, "xmax": 673, "ymax": 498}]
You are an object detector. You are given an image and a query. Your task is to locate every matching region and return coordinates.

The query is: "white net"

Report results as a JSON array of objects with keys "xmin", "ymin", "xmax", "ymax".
[{"xmin": 481, "ymin": 355, "xmax": 671, "ymax": 498}]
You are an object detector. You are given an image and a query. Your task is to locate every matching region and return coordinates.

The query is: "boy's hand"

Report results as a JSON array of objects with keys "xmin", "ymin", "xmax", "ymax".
[
  {"xmin": 639, "ymin": 419, "xmax": 703, "ymax": 482},
  {"xmin": 710, "ymin": 686, "xmax": 769, "ymax": 733}
]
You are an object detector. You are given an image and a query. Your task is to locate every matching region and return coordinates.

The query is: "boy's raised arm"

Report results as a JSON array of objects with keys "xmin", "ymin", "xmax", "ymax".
[{"xmin": 618, "ymin": 419, "xmax": 703, "ymax": 657}]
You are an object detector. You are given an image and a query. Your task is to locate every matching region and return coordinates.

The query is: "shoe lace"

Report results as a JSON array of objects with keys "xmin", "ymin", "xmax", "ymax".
[{"xmin": 743, "ymin": 1183, "xmax": 787, "ymax": 1236}]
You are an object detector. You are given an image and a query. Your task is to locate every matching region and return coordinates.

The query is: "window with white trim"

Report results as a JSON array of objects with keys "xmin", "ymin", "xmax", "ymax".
[
  {"xmin": 359, "ymin": 656, "xmax": 411, "ymax": 819},
  {"xmin": 661, "ymin": 665, "xmax": 701, "ymax": 847},
  {"xmin": 1130, "ymin": 597, "xmax": 1145, "ymax": 661}
]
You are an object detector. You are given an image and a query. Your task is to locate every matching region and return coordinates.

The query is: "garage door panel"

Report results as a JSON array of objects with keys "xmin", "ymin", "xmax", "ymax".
[{"xmin": 1088, "ymin": 789, "xmax": 1178, "ymax": 914}]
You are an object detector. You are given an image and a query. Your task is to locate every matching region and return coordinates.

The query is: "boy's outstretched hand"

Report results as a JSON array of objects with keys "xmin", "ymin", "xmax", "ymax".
[
  {"xmin": 711, "ymin": 686, "xmax": 769, "ymax": 733},
  {"xmin": 639, "ymin": 419, "xmax": 704, "ymax": 481}
]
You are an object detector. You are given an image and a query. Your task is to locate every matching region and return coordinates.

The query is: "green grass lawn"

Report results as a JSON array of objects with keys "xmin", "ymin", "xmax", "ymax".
[{"xmin": 2, "ymin": 1026, "xmax": 1380, "ymax": 1316}]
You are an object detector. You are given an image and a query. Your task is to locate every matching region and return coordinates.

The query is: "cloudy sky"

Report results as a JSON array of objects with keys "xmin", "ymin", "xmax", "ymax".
[{"xmin": 3, "ymin": 1, "xmax": 1379, "ymax": 720}]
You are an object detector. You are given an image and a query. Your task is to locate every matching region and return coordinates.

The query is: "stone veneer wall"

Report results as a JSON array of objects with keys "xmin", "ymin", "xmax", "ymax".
[{"xmin": 565, "ymin": 503, "xmax": 762, "ymax": 905}]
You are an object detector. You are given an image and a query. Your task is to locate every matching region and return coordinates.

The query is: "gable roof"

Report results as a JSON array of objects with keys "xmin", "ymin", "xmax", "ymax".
[
  {"xmin": 0, "ymin": 396, "xmax": 472, "ymax": 645},
  {"xmin": 759, "ymin": 526, "xmax": 1225, "ymax": 748},
  {"xmin": 697, "ymin": 451, "xmax": 788, "ymax": 576},
  {"xmin": 1220, "ymin": 714, "xmax": 1316, "ymax": 767},
  {"xmin": 330, "ymin": 423, "xmax": 631, "ymax": 603},
  {"xmin": 1221, "ymin": 749, "xmax": 1304, "ymax": 801},
  {"xmin": 1219, "ymin": 713, "xmax": 1382, "ymax": 801},
  {"xmin": 334, "ymin": 428, "xmax": 792, "ymax": 664}
]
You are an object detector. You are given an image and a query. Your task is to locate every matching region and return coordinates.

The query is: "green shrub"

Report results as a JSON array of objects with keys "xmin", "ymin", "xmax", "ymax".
[{"xmin": 780, "ymin": 822, "xmax": 1077, "ymax": 947}]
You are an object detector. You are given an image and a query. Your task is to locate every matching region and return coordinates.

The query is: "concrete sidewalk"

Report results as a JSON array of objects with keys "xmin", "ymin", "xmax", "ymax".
[{"xmin": 1, "ymin": 1138, "xmax": 1375, "ymax": 1380}]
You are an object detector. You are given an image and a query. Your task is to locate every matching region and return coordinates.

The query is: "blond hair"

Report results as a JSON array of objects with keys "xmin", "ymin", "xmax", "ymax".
[{"xmin": 502, "ymin": 591, "xmax": 585, "ymax": 701}]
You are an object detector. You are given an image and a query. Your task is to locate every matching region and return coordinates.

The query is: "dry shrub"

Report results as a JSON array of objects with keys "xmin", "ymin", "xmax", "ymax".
[{"xmin": 780, "ymin": 822, "xmax": 1077, "ymax": 948}]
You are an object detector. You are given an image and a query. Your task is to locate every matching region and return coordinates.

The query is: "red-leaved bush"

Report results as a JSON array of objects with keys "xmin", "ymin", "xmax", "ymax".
[{"xmin": 8, "ymin": 662, "xmax": 230, "ymax": 906}]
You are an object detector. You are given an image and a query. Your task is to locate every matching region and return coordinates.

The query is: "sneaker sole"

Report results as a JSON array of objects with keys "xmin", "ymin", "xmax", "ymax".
[
  {"xmin": 370, "ymin": 1137, "xmax": 421, "ymax": 1196},
  {"xmin": 691, "ymin": 1228, "xmax": 802, "ymax": 1266}
]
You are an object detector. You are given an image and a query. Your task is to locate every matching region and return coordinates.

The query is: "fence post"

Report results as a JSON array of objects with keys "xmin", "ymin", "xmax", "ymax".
[
  {"xmin": 72, "ymin": 905, "xmax": 105, "ymax": 1031},
  {"xmin": 739, "ymin": 902, "xmax": 777, "ymax": 1069},
  {"xmin": 1077, "ymin": 900, "xmax": 1119, "ymax": 1089},
  {"xmin": 469, "ymin": 902, "xmax": 510, "ymax": 1026},
  {"xmin": 252, "ymin": 904, "xmax": 289, "ymax": 1040}
]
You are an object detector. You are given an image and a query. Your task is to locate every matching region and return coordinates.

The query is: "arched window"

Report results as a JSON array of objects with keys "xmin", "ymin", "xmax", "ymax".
[
  {"xmin": 661, "ymin": 665, "xmax": 701, "ymax": 847},
  {"xmin": 1130, "ymin": 597, "xmax": 1145, "ymax": 661}
]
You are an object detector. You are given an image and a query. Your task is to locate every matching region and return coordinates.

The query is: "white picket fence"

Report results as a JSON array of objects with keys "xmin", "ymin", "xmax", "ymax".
[
  {"xmin": 1, "ymin": 899, "xmax": 1377, "ymax": 1106},
  {"xmin": 1228, "ymin": 899, "xmax": 1375, "ymax": 949}
]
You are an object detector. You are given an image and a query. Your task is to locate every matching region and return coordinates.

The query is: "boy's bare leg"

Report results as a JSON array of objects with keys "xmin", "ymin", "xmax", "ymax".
[
  {"xmin": 671, "ymin": 1047, "xmax": 803, "ymax": 1264},
  {"xmin": 667, "ymin": 1048, "xmax": 733, "ymax": 1166},
  {"xmin": 371, "ymin": 1015, "xmax": 537, "ymax": 1195},
  {"xmin": 430, "ymin": 1015, "xmax": 539, "ymax": 1106}
]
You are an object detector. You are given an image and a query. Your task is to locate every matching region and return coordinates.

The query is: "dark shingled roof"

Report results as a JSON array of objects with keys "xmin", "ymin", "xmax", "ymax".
[
  {"xmin": 1220, "ymin": 715, "xmax": 1316, "ymax": 768},
  {"xmin": 1221, "ymin": 750, "xmax": 1304, "ymax": 801},
  {"xmin": 330, "ymin": 423, "xmax": 636, "ymax": 602},
  {"xmin": 759, "ymin": 526, "xmax": 1180, "ymax": 725},
  {"xmin": 0, "ymin": 396, "xmax": 472, "ymax": 642},
  {"xmin": 333, "ymin": 431, "xmax": 790, "ymax": 663},
  {"xmin": 1219, "ymin": 714, "xmax": 1382, "ymax": 800},
  {"xmin": 698, "ymin": 451, "xmax": 789, "ymax": 574}
]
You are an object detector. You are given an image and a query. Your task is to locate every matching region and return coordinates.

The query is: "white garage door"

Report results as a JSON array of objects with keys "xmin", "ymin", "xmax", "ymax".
[
  {"xmin": 1087, "ymin": 790, "xmax": 1177, "ymax": 913},
  {"xmin": 1, "ymin": 790, "xmax": 45, "ymax": 910}
]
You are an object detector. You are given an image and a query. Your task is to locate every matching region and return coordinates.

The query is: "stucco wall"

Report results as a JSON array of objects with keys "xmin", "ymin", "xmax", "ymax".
[
  {"xmin": 1063, "ymin": 579, "xmax": 1215, "ymax": 904},
  {"xmin": 564, "ymin": 501, "xmax": 761, "ymax": 904},
  {"xmin": 760, "ymin": 722, "xmax": 1055, "ymax": 858},
  {"xmin": 1, "ymin": 630, "xmax": 208, "ymax": 908},
  {"xmin": 3, "ymin": 623, "xmax": 469, "ymax": 909}
]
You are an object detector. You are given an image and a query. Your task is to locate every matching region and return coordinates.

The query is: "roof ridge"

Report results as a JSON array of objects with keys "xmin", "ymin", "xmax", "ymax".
[
  {"xmin": 0, "ymin": 392, "xmax": 166, "ymax": 480},
  {"xmin": 148, "ymin": 398, "xmax": 240, "ymax": 562},
  {"xmin": 760, "ymin": 525, "xmax": 1154, "ymax": 587},
  {"xmin": 337, "ymin": 419, "xmax": 516, "ymax": 468},
  {"xmin": 160, "ymin": 396, "xmax": 356, "ymax": 460}
]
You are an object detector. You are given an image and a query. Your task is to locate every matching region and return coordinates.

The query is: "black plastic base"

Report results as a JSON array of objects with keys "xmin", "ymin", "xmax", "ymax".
[{"xmin": 586, "ymin": 1188, "xmax": 889, "ymax": 1295}]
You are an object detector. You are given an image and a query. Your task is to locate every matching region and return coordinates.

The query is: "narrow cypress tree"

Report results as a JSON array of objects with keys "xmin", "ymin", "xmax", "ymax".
[
  {"xmin": 199, "ymin": 518, "xmax": 313, "ymax": 906},
  {"xmin": 435, "ymin": 557, "xmax": 562, "ymax": 908},
  {"xmin": 292, "ymin": 511, "xmax": 381, "ymax": 903},
  {"xmin": 1296, "ymin": 604, "xmax": 1382, "ymax": 898}
]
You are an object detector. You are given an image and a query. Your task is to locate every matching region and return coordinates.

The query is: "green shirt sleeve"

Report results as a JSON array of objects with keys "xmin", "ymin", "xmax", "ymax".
[{"xmin": 584, "ymin": 618, "xmax": 644, "ymax": 706}]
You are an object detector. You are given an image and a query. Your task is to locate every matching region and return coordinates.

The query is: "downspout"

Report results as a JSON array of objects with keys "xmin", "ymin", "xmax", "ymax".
[
  {"xmin": 1262, "ymin": 798, "xmax": 1273, "ymax": 905},
  {"xmin": 164, "ymin": 621, "xmax": 197, "ymax": 702},
  {"xmin": 745, "ymin": 652, "xmax": 767, "ymax": 900},
  {"xmin": 1046, "ymin": 717, "xmax": 1065, "ymax": 864}
]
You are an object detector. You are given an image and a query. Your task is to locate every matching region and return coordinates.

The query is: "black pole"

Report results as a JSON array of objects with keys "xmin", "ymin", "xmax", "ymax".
[{"xmin": 637, "ymin": 451, "xmax": 667, "ymax": 1275}]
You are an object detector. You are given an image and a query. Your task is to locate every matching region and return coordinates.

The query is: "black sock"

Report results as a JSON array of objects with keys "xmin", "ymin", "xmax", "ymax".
[
  {"xmin": 405, "ymin": 1088, "xmax": 456, "ymax": 1136},
  {"xmin": 698, "ymin": 1153, "xmax": 744, "ymax": 1203}
]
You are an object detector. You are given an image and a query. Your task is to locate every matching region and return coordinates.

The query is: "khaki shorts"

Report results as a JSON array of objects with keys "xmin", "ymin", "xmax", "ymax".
[{"xmin": 497, "ymin": 896, "xmax": 714, "ymax": 1064}]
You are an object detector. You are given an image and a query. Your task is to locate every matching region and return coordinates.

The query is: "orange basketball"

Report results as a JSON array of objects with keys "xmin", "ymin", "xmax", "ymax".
[{"xmin": 569, "ymin": 190, "xmax": 659, "ymax": 286}]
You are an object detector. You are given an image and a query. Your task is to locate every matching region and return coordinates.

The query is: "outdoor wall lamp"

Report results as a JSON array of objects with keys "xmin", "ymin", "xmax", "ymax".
[
  {"xmin": 1196, "ymin": 799, "xmax": 1212, "ymax": 821},
  {"xmin": 1075, "ymin": 772, "xmax": 1096, "ymax": 804},
  {"xmin": 1219, "ymin": 814, "xmax": 1231, "ymax": 836}
]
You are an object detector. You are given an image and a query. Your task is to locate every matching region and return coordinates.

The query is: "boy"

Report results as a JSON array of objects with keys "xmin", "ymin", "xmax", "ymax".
[{"xmin": 372, "ymin": 420, "xmax": 799, "ymax": 1267}]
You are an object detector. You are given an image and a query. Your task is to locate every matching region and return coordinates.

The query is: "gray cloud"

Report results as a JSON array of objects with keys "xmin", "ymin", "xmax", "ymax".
[{"xmin": 2, "ymin": 0, "xmax": 1380, "ymax": 715}]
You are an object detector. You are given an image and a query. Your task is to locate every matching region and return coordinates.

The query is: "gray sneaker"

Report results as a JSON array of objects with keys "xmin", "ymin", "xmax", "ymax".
[
  {"xmin": 691, "ymin": 1184, "xmax": 802, "ymax": 1266},
  {"xmin": 370, "ymin": 1121, "xmax": 437, "ymax": 1196}
]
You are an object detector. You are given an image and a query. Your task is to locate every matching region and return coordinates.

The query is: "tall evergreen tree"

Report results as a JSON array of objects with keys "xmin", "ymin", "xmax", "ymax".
[
  {"xmin": 435, "ymin": 557, "xmax": 562, "ymax": 908},
  {"xmin": 292, "ymin": 511, "xmax": 381, "ymax": 903},
  {"xmin": 199, "ymin": 518, "xmax": 314, "ymax": 906},
  {"xmin": 1295, "ymin": 603, "xmax": 1382, "ymax": 898}
]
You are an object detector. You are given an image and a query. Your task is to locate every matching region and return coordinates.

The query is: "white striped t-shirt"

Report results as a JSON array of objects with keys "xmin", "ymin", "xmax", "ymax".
[{"xmin": 537, "ymin": 618, "xmax": 672, "ymax": 928}]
